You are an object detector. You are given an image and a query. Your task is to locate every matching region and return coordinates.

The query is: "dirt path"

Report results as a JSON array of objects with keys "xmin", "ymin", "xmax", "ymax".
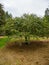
[
  {"xmin": 0, "ymin": 36, "xmax": 7, "ymax": 38},
  {"xmin": 0, "ymin": 42, "xmax": 49, "ymax": 65}
]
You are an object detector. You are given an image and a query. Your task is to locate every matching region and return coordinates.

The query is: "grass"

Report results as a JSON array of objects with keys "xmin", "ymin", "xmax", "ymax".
[{"xmin": 0, "ymin": 37, "xmax": 9, "ymax": 48}]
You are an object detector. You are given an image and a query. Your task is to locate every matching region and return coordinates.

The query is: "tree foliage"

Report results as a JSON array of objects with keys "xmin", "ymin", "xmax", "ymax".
[{"xmin": 0, "ymin": 3, "xmax": 49, "ymax": 39}]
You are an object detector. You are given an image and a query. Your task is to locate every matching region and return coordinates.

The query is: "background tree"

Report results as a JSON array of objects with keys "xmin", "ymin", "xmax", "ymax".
[
  {"xmin": 0, "ymin": 3, "xmax": 5, "ymax": 35},
  {"xmin": 0, "ymin": 4, "xmax": 5, "ymax": 25}
]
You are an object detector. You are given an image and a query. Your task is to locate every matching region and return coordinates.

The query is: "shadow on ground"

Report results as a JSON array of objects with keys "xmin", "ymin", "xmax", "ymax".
[{"xmin": 5, "ymin": 41, "xmax": 47, "ymax": 52}]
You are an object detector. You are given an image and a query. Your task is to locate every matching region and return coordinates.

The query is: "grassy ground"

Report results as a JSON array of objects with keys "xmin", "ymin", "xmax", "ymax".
[
  {"xmin": 0, "ymin": 36, "xmax": 9, "ymax": 48},
  {"xmin": 0, "ymin": 36, "xmax": 49, "ymax": 65}
]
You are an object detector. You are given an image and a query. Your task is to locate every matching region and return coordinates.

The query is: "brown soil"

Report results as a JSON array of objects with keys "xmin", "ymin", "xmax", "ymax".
[
  {"xmin": 0, "ymin": 41, "xmax": 49, "ymax": 65},
  {"xmin": 0, "ymin": 36, "xmax": 5, "ymax": 38}
]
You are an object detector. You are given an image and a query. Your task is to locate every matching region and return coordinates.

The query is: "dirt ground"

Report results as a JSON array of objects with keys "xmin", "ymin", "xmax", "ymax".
[{"xmin": 0, "ymin": 41, "xmax": 49, "ymax": 65}]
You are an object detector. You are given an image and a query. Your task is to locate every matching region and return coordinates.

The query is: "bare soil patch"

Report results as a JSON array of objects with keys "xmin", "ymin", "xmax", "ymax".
[
  {"xmin": 0, "ymin": 41, "xmax": 49, "ymax": 65},
  {"xmin": 0, "ymin": 36, "xmax": 4, "ymax": 38}
]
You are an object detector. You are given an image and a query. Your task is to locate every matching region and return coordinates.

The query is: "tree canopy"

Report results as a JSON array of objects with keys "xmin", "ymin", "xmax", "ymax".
[{"xmin": 0, "ymin": 3, "xmax": 49, "ymax": 40}]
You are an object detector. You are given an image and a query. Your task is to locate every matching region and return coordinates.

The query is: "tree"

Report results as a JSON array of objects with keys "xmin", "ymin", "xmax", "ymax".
[
  {"xmin": 0, "ymin": 4, "xmax": 5, "ymax": 26},
  {"xmin": 5, "ymin": 11, "xmax": 12, "ymax": 20},
  {"xmin": 45, "ymin": 8, "xmax": 49, "ymax": 16},
  {"xmin": 0, "ymin": 4, "xmax": 5, "ymax": 35},
  {"xmin": 42, "ymin": 8, "xmax": 49, "ymax": 37},
  {"xmin": 44, "ymin": 8, "xmax": 49, "ymax": 22}
]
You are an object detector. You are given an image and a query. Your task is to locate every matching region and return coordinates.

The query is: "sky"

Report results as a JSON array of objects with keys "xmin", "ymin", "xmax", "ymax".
[{"xmin": 0, "ymin": 0, "xmax": 49, "ymax": 17}]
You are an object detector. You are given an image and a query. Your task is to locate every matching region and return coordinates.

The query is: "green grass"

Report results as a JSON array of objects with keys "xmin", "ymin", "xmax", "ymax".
[{"xmin": 0, "ymin": 37, "xmax": 9, "ymax": 48}]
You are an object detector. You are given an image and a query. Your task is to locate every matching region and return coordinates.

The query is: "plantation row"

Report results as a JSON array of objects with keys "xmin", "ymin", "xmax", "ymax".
[{"xmin": 0, "ymin": 4, "xmax": 49, "ymax": 41}]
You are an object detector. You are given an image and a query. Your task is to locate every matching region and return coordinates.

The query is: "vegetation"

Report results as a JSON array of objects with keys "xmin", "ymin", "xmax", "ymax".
[
  {"xmin": 0, "ymin": 37, "xmax": 9, "ymax": 48},
  {"xmin": 0, "ymin": 3, "xmax": 49, "ymax": 65},
  {"xmin": 0, "ymin": 3, "xmax": 49, "ymax": 43}
]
